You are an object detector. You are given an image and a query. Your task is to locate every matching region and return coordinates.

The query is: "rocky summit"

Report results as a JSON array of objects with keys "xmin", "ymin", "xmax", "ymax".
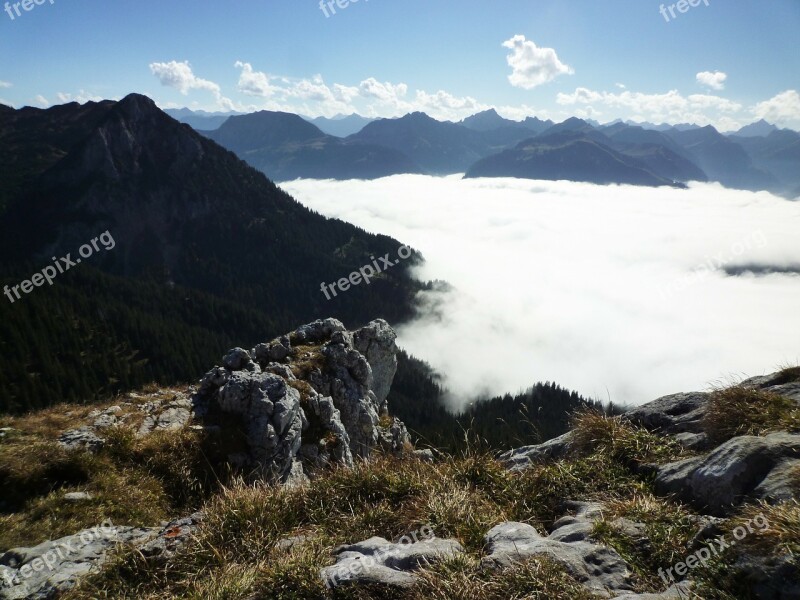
[{"xmin": 0, "ymin": 325, "xmax": 798, "ymax": 599}]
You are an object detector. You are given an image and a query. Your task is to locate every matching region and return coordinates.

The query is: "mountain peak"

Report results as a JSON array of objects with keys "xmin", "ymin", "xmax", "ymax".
[{"xmin": 735, "ymin": 119, "xmax": 779, "ymax": 138}]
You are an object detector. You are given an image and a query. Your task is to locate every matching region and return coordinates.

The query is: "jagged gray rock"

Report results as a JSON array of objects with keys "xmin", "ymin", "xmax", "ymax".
[
  {"xmin": 352, "ymin": 319, "xmax": 398, "ymax": 407},
  {"xmin": 320, "ymin": 536, "xmax": 464, "ymax": 589},
  {"xmin": 481, "ymin": 520, "xmax": 635, "ymax": 597},
  {"xmin": 194, "ymin": 318, "xmax": 408, "ymax": 480},
  {"xmin": 57, "ymin": 428, "xmax": 105, "ymax": 453},
  {"xmin": 655, "ymin": 432, "xmax": 800, "ymax": 515}
]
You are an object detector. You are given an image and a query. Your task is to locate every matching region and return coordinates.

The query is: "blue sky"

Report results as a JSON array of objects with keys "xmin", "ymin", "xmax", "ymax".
[{"xmin": 1, "ymin": 0, "xmax": 799, "ymax": 130}]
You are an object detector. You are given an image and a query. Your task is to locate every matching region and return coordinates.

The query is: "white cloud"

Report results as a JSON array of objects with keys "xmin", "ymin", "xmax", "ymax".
[
  {"xmin": 150, "ymin": 60, "xmax": 217, "ymax": 94},
  {"xmin": 224, "ymin": 61, "xmax": 494, "ymax": 121},
  {"xmin": 751, "ymin": 90, "xmax": 800, "ymax": 129},
  {"xmin": 556, "ymin": 87, "xmax": 743, "ymax": 129},
  {"xmin": 33, "ymin": 95, "xmax": 49, "ymax": 107},
  {"xmin": 283, "ymin": 176, "xmax": 800, "ymax": 409},
  {"xmin": 502, "ymin": 35, "xmax": 574, "ymax": 89},
  {"xmin": 696, "ymin": 71, "xmax": 727, "ymax": 91},
  {"xmin": 234, "ymin": 61, "xmax": 274, "ymax": 97},
  {"xmin": 149, "ymin": 60, "xmax": 234, "ymax": 111},
  {"xmin": 358, "ymin": 78, "xmax": 408, "ymax": 103},
  {"xmin": 0, "ymin": 81, "xmax": 11, "ymax": 89}
]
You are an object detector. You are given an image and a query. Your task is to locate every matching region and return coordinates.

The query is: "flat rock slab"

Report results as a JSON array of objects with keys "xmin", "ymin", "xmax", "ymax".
[
  {"xmin": 481, "ymin": 521, "xmax": 635, "ymax": 598},
  {"xmin": 0, "ymin": 524, "xmax": 158, "ymax": 599},
  {"xmin": 611, "ymin": 581, "xmax": 693, "ymax": 599},
  {"xmin": 0, "ymin": 514, "xmax": 202, "ymax": 600},
  {"xmin": 320, "ymin": 536, "xmax": 464, "ymax": 589}
]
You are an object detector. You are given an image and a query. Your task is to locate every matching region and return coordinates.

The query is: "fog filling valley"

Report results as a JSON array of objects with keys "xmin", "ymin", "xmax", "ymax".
[{"xmin": 283, "ymin": 176, "xmax": 800, "ymax": 408}]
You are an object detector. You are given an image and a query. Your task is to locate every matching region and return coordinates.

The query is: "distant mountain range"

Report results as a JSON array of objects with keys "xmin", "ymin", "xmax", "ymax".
[
  {"xmin": 164, "ymin": 108, "xmax": 240, "ymax": 131},
  {"xmin": 466, "ymin": 129, "xmax": 683, "ymax": 188},
  {"xmin": 202, "ymin": 111, "xmax": 423, "ymax": 180},
  {"xmin": 170, "ymin": 106, "xmax": 799, "ymax": 195},
  {"xmin": 305, "ymin": 113, "xmax": 375, "ymax": 137}
]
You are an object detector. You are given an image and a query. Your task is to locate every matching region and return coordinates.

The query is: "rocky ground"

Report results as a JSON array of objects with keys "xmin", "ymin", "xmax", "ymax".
[{"xmin": 0, "ymin": 319, "xmax": 798, "ymax": 599}]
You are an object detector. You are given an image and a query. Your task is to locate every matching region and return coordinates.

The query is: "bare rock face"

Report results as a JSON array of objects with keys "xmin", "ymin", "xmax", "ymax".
[{"xmin": 194, "ymin": 318, "xmax": 408, "ymax": 482}]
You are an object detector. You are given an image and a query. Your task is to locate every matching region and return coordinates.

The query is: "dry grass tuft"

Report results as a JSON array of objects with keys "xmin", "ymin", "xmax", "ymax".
[
  {"xmin": 703, "ymin": 385, "xmax": 800, "ymax": 444},
  {"xmin": 570, "ymin": 410, "xmax": 688, "ymax": 466}
]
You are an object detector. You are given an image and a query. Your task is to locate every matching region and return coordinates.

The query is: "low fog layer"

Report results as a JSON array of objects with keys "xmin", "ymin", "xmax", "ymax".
[{"xmin": 283, "ymin": 176, "xmax": 800, "ymax": 408}]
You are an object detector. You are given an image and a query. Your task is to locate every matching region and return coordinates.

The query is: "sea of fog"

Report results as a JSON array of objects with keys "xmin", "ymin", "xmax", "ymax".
[{"xmin": 282, "ymin": 175, "xmax": 800, "ymax": 408}]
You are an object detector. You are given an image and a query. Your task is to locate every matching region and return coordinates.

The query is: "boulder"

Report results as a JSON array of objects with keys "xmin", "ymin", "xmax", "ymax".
[
  {"xmin": 623, "ymin": 392, "xmax": 709, "ymax": 436},
  {"xmin": 655, "ymin": 432, "xmax": 800, "ymax": 515}
]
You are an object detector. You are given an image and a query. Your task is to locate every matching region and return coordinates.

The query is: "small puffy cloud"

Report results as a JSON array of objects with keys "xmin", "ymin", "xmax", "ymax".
[
  {"xmin": 234, "ymin": 61, "xmax": 274, "ymax": 97},
  {"xmin": 0, "ymin": 81, "xmax": 11, "ymax": 89},
  {"xmin": 358, "ymin": 78, "xmax": 408, "ymax": 102},
  {"xmin": 149, "ymin": 60, "xmax": 234, "ymax": 111},
  {"xmin": 502, "ymin": 35, "xmax": 573, "ymax": 89},
  {"xmin": 33, "ymin": 95, "xmax": 50, "ymax": 107},
  {"xmin": 696, "ymin": 71, "xmax": 727, "ymax": 91},
  {"xmin": 150, "ymin": 60, "xmax": 218, "ymax": 95},
  {"xmin": 751, "ymin": 90, "xmax": 800, "ymax": 129}
]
